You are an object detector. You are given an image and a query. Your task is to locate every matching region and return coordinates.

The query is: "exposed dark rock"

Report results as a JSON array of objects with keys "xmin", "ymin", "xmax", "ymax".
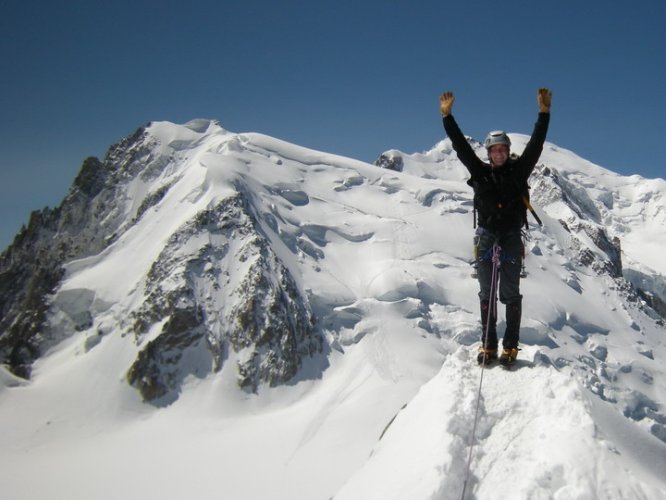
[
  {"xmin": 126, "ymin": 194, "xmax": 322, "ymax": 402},
  {"xmin": 637, "ymin": 290, "xmax": 666, "ymax": 324},
  {"xmin": 374, "ymin": 153, "xmax": 403, "ymax": 172},
  {"xmin": 0, "ymin": 125, "xmax": 155, "ymax": 377},
  {"xmin": 127, "ymin": 306, "xmax": 208, "ymax": 404}
]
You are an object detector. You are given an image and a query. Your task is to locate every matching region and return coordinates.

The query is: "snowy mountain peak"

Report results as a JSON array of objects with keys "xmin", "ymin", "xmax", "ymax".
[{"xmin": 1, "ymin": 119, "xmax": 665, "ymax": 499}]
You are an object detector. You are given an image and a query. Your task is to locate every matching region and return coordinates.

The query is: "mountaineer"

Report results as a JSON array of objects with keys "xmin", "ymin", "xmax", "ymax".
[{"xmin": 439, "ymin": 88, "xmax": 552, "ymax": 366}]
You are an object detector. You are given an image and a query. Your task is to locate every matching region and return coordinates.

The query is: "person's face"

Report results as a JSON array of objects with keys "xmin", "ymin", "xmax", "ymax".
[{"xmin": 488, "ymin": 145, "xmax": 509, "ymax": 167}]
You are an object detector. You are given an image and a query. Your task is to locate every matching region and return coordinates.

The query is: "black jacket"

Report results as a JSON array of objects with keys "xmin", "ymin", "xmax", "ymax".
[{"xmin": 443, "ymin": 112, "xmax": 550, "ymax": 233}]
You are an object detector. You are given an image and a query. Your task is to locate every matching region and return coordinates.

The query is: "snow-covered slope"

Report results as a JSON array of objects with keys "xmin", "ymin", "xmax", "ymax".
[{"xmin": 0, "ymin": 119, "xmax": 664, "ymax": 499}]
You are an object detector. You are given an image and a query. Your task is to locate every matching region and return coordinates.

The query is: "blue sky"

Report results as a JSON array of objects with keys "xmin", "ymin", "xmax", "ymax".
[{"xmin": 1, "ymin": 0, "xmax": 664, "ymax": 251}]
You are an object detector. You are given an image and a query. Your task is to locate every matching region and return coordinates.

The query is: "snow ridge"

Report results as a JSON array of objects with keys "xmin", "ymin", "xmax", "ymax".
[{"xmin": 336, "ymin": 345, "xmax": 666, "ymax": 499}]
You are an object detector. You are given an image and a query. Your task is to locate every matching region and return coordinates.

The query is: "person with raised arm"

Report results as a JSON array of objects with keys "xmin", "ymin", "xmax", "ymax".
[{"xmin": 439, "ymin": 88, "xmax": 552, "ymax": 366}]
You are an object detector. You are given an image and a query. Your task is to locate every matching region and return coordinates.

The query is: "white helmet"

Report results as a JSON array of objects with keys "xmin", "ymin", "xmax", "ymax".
[{"xmin": 484, "ymin": 130, "xmax": 511, "ymax": 149}]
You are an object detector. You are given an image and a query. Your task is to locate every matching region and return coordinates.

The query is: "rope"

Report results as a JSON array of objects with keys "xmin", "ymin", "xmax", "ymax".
[{"xmin": 461, "ymin": 243, "xmax": 501, "ymax": 500}]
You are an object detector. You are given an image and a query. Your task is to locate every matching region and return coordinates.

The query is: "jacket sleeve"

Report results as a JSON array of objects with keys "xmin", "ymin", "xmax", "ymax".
[
  {"xmin": 518, "ymin": 112, "xmax": 550, "ymax": 175},
  {"xmin": 443, "ymin": 114, "xmax": 486, "ymax": 178}
]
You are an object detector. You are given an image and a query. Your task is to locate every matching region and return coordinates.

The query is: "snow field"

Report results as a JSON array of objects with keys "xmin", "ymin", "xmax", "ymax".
[{"xmin": 1, "ymin": 120, "xmax": 665, "ymax": 499}]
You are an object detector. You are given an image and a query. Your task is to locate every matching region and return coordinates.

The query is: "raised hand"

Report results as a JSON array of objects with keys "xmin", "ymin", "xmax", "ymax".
[
  {"xmin": 440, "ymin": 91, "xmax": 455, "ymax": 116},
  {"xmin": 538, "ymin": 88, "xmax": 552, "ymax": 113}
]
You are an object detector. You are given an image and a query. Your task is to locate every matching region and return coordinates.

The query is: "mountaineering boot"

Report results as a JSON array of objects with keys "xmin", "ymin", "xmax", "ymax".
[
  {"xmin": 499, "ymin": 347, "xmax": 519, "ymax": 366},
  {"xmin": 477, "ymin": 347, "xmax": 497, "ymax": 366},
  {"xmin": 500, "ymin": 301, "xmax": 521, "ymax": 366},
  {"xmin": 503, "ymin": 300, "xmax": 522, "ymax": 349}
]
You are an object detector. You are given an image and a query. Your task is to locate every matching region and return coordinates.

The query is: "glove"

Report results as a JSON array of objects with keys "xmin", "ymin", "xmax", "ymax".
[
  {"xmin": 440, "ymin": 91, "xmax": 455, "ymax": 116},
  {"xmin": 538, "ymin": 88, "xmax": 552, "ymax": 112}
]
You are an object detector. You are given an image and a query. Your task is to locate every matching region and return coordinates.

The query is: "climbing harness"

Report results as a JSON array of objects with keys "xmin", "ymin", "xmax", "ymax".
[
  {"xmin": 461, "ymin": 243, "xmax": 502, "ymax": 499},
  {"xmin": 471, "ymin": 232, "xmax": 523, "ymax": 278}
]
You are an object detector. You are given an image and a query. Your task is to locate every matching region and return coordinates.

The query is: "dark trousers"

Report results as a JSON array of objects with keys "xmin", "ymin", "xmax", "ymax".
[{"xmin": 476, "ymin": 228, "xmax": 523, "ymax": 349}]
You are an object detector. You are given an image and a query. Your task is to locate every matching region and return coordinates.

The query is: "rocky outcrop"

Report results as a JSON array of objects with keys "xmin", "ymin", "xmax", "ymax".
[
  {"xmin": 126, "ymin": 194, "xmax": 321, "ymax": 402},
  {"xmin": 0, "ymin": 126, "xmax": 153, "ymax": 377},
  {"xmin": 374, "ymin": 152, "xmax": 403, "ymax": 172},
  {"xmin": 534, "ymin": 165, "xmax": 623, "ymax": 279}
]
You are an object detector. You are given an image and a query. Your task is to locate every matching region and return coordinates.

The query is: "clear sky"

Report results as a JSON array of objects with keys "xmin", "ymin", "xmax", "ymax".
[{"xmin": 1, "ymin": 0, "xmax": 664, "ymax": 251}]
